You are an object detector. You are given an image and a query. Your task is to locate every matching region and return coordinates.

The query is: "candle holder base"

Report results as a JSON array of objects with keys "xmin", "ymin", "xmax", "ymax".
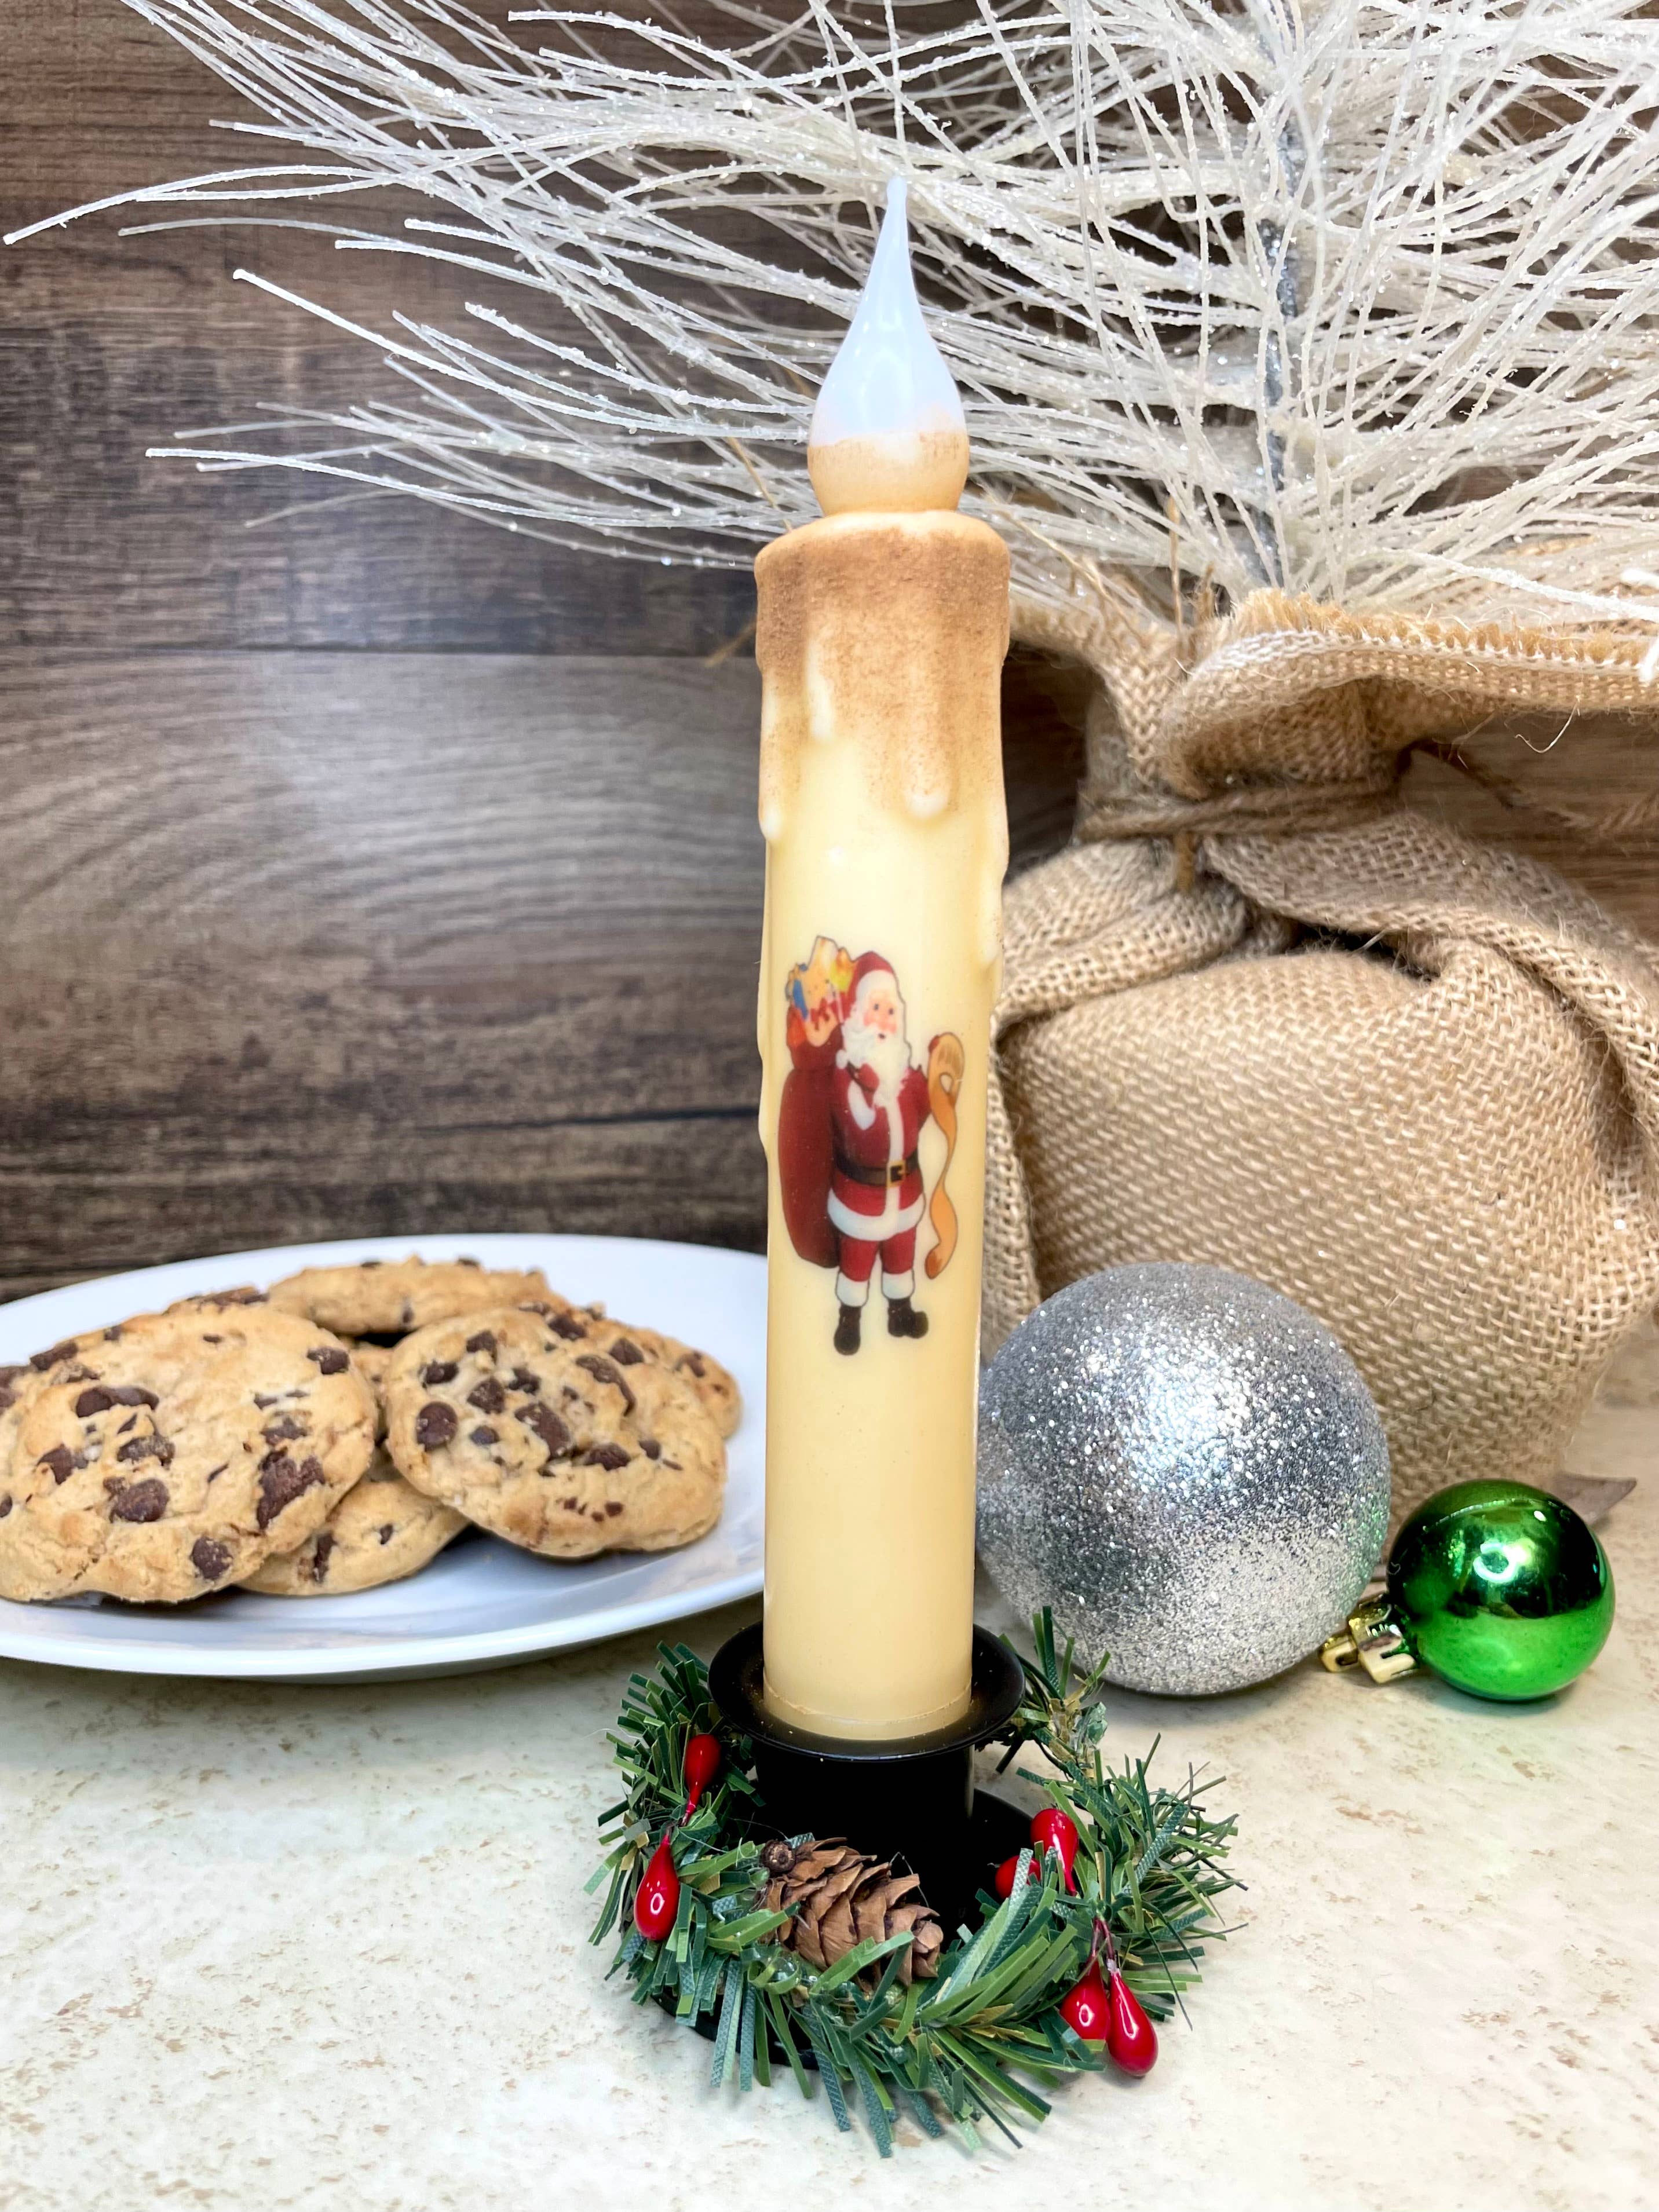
[{"xmin": 708, "ymin": 1623, "xmax": 1026, "ymax": 1932}]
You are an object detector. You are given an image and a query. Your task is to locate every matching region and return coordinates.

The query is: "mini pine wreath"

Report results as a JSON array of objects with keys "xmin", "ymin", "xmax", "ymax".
[{"xmin": 588, "ymin": 1614, "xmax": 1241, "ymax": 2155}]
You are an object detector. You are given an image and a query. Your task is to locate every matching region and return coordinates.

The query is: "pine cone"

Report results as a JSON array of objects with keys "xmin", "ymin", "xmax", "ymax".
[{"xmin": 759, "ymin": 1837, "xmax": 944, "ymax": 1984}]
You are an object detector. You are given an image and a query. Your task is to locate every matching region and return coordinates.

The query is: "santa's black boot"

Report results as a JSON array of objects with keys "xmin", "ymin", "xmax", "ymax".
[
  {"xmin": 887, "ymin": 1296, "xmax": 929, "ymax": 1340},
  {"xmin": 834, "ymin": 1304, "xmax": 863, "ymax": 1357}
]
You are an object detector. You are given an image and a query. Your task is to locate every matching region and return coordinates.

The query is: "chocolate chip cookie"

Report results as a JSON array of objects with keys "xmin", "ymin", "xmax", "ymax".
[
  {"xmin": 348, "ymin": 1343, "xmax": 395, "ymax": 1399},
  {"xmin": 0, "ymin": 1303, "xmax": 376, "ymax": 1603},
  {"xmin": 383, "ymin": 1306, "xmax": 725, "ymax": 1560},
  {"xmin": 517, "ymin": 1302, "xmax": 742, "ymax": 1438},
  {"xmin": 0, "ymin": 1362, "xmax": 31, "ymax": 1497},
  {"xmin": 240, "ymin": 1445, "xmax": 466, "ymax": 1596},
  {"xmin": 268, "ymin": 1256, "xmax": 565, "ymax": 1340}
]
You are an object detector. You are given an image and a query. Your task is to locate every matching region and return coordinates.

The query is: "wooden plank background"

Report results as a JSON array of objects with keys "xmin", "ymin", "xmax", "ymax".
[{"xmin": 4, "ymin": 0, "xmax": 1657, "ymax": 1299}]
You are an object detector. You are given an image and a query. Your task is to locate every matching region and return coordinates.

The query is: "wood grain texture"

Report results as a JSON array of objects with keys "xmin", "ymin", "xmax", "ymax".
[
  {"xmin": 1, "ymin": 0, "xmax": 755, "ymax": 655},
  {"xmin": 0, "ymin": 652, "xmax": 768, "ymax": 1295}
]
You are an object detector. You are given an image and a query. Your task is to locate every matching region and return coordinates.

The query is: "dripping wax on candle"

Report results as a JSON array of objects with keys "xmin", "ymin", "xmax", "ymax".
[{"xmin": 807, "ymin": 178, "xmax": 970, "ymax": 518}]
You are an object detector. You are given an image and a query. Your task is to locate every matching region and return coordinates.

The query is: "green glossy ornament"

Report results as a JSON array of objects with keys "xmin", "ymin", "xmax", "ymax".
[{"xmin": 1322, "ymin": 1480, "xmax": 1614, "ymax": 1701}]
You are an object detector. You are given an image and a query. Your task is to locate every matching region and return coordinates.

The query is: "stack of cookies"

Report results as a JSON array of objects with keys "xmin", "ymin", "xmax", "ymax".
[{"xmin": 0, "ymin": 1258, "xmax": 739, "ymax": 1606}]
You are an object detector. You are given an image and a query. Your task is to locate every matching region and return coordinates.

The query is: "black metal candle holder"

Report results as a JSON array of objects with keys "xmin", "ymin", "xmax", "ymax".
[{"xmin": 709, "ymin": 1622, "xmax": 1028, "ymax": 1931}]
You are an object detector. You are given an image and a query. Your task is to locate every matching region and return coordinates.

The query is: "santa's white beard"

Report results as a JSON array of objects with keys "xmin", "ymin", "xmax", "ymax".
[{"xmin": 843, "ymin": 1012, "xmax": 912, "ymax": 1105}]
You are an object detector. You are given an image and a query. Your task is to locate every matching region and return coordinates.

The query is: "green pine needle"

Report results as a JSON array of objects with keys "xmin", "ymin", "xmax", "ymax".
[{"xmin": 590, "ymin": 1608, "xmax": 1242, "ymax": 2155}]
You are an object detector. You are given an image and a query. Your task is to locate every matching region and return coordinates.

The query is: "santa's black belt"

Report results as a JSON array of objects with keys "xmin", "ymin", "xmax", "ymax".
[{"xmin": 834, "ymin": 1150, "xmax": 920, "ymax": 1189}]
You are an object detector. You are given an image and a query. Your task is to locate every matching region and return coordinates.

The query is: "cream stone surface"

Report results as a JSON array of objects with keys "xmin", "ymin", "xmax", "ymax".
[{"xmin": 0, "ymin": 1344, "xmax": 1654, "ymax": 2210}]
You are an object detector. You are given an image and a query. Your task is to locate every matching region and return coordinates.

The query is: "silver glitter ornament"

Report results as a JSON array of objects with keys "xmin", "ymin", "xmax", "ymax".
[{"xmin": 978, "ymin": 1264, "xmax": 1391, "ymax": 1695}]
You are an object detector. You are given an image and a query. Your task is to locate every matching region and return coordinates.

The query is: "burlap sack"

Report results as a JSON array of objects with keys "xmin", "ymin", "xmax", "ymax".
[{"xmin": 988, "ymin": 583, "xmax": 1659, "ymax": 1519}]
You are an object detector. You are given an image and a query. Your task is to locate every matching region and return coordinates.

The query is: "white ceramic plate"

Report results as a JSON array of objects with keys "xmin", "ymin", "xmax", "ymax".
[{"xmin": 0, "ymin": 1234, "xmax": 765, "ymax": 1682}]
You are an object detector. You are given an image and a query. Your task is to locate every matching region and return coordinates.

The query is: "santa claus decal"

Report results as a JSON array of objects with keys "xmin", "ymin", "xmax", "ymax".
[{"xmin": 778, "ymin": 937, "xmax": 966, "ymax": 1355}]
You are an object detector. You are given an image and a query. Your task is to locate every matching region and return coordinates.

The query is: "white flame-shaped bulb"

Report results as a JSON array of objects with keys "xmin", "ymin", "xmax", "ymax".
[{"xmin": 807, "ymin": 178, "xmax": 970, "ymax": 517}]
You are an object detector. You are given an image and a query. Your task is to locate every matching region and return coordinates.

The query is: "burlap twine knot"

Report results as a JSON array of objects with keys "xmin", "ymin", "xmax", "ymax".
[
  {"xmin": 988, "ymin": 578, "xmax": 1659, "ymax": 1519},
  {"xmin": 1076, "ymin": 776, "xmax": 1398, "ymax": 845}
]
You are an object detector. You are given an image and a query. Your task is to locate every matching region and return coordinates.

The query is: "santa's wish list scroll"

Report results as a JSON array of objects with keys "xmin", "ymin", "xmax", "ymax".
[{"xmin": 754, "ymin": 182, "xmax": 1009, "ymax": 1741}]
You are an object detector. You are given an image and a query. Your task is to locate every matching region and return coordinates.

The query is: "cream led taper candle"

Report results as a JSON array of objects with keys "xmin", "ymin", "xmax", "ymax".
[{"xmin": 756, "ymin": 182, "xmax": 1010, "ymax": 1739}]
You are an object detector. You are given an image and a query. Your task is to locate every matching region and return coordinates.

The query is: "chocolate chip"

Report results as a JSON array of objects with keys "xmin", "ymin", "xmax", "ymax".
[
  {"xmin": 583, "ymin": 1442, "xmax": 630, "ymax": 1471},
  {"xmin": 263, "ymin": 1414, "xmax": 308, "ymax": 1443},
  {"xmin": 204, "ymin": 1463, "xmax": 226, "ymax": 1483},
  {"xmin": 0, "ymin": 1390, "xmax": 13, "ymax": 1415},
  {"xmin": 308, "ymin": 1346, "xmax": 349, "ymax": 1374},
  {"xmin": 200, "ymin": 1288, "xmax": 265, "ymax": 1306},
  {"xmin": 520, "ymin": 1402, "xmax": 573, "ymax": 1457},
  {"xmin": 605, "ymin": 1501, "xmax": 624, "ymax": 1516},
  {"xmin": 607, "ymin": 1336, "xmax": 646, "ymax": 1366},
  {"xmin": 257, "ymin": 1453, "xmax": 326, "ymax": 1530},
  {"xmin": 0, "ymin": 1368, "xmax": 20, "ymax": 1387},
  {"xmin": 109, "ymin": 1478, "xmax": 169, "ymax": 1523},
  {"xmin": 576, "ymin": 1355, "xmax": 635, "ymax": 1414},
  {"xmin": 117, "ymin": 1415, "xmax": 136, "ymax": 1435},
  {"xmin": 0, "ymin": 1497, "xmax": 11, "ymax": 1518},
  {"xmin": 641, "ymin": 1438, "xmax": 662, "ymax": 1461},
  {"xmin": 107, "ymin": 1385, "xmax": 159, "ymax": 1409},
  {"xmin": 509, "ymin": 1368, "xmax": 540, "ymax": 1395},
  {"xmin": 103, "ymin": 1326, "xmax": 123, "ymax": 1341},
  {"xmin": 75, "ymin": 1387, "xmax": 116, "ymax": 1417},
  {"xmin": 118, "ymin": 1434, "xmax": 175, "ymax": 1467},
  {"xmin": 456, "ymin": 1257, "xmax": 481, "ymax": 1268},
  {"xmin": 201, "ymin": 1334, "xmax": 222, "ymax": 1345},
  {"xmin": 682, "ymin": 1354, "xmax": 707, "ymax": 1379},
  {"xmin": 30, "ymin": 1341, "xmax": 79, "ymax": 1372},
  {"xmin": 419, "ymin": 1361, "xmax": 458, "ymax": 1388},
  {"xmin": 310, "ymin": 1533, "xmax": 334, "ymax": 1584},
  {"xmin": 252, "ymin": 1393, "xmax": 282, "ymax": 1410},
  {"xmin": 192, "ymin": 1537, "xmax": 231, "ymax": 1581},
  {"xmin": 39, "ymin": 1445, "xmax": 76, "ymax": 1483},
  {"xmin": 400, "ymin": 1303, "xmax": 415, "ymax": 1326},
  {"xmin": 548, "ymin": 1311, "xmax": 587, "ymax": 1341},
  {"xmin": 378, "ymin": 1524, "xmax": 394, "ymax": 1544},
  {"xmin": 469, "ymin": 1425, "xmax": 498, "ymax": 1445},
  {"xmin": 467, "ymin": 1377, "xmax": 506, "ymax": 1415},
  {"xmin": 361, "ymin": 1259, "xmax": 384, "ymax": 1269},
  {"xmin": 465, "ymin": 1330, "xmax": 497, "ymax": 1357},
  {"xmin": 415, "ymin": 1402, "xmax": 458, "ymax": 1450}
]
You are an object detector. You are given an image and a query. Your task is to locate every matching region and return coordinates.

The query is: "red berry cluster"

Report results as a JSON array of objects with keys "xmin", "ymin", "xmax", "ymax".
[
  {"xmin": 994, "ymin": 1804, "xmax": 1157, "ymax": 2076},
  {"xmin": 633, "ymin": 1732, "xmax": 722, "ymax": 1942}
]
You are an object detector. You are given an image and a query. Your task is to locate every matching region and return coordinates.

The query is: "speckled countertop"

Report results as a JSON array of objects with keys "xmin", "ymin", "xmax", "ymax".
[{"xmin": 2, "ymin": 1343, "xmax": 1655, "ymax": 2212}]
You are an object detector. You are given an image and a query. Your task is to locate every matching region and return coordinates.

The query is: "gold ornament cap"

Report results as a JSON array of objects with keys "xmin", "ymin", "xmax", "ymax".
[{"xmin": 1320, "ymin": 1598, "xmax": 1418, "ymax": 1684}]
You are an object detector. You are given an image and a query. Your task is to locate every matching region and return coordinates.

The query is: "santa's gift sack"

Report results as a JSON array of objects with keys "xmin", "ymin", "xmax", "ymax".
[{"xmin": 986, "ymin": 585, "xmax": 1659, "ymax": 1523}]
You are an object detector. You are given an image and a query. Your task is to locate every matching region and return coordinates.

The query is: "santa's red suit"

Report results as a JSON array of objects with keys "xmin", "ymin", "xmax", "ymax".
[{"xmin": 829, "ymin": 1008, "xmax": 933, "ymax": 1311}]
